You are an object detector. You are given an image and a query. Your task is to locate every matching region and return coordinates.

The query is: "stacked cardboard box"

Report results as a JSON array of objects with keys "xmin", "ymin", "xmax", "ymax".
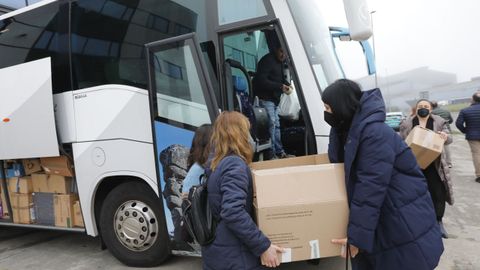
[
  {"xmin": 251, "ymin": 154, "xmax": 349, "ymax": 263},
  {"xmin": 73, "ymin": 201, "xmax": 84, "ymax": 227},
  {"xmin": 10, "ymin": 193, "xmax": 34, "ymax": 224},
  {"xmin": 54, "ymin": 194, "xmax": 79, "ymax": 228},
  {"xmin": 7, "ymin": 177, "xmax": 33, "ymax": 194},
  {"xmin": 38, "ymin": 156, "xmax": 79, "ymax": 228},
  {"xmin": 1, "ymin": 156, "xmax": 82, "ymax": 228},
  {"xmin": 22, "ymin": 159, "xmax": 42, "ymax": 176},
  {"xmin": 0, "ymin": 184, "xmax": 9, "ymax": 219},
  {"xmin": 32, "ymin": 174, "xmax": 72, "ymax": 194},
  {"xmin": 7, "ymin": 177, "xmax": 34, "ymax": 224},
  {"xmin": 40, "ymin": 156, "xmax": 74, "ymax": 177}
]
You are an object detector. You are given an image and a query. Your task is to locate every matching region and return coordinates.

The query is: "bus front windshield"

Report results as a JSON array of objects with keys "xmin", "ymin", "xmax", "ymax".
[{"xmin": 286, "ymin": 0, "xmax": 343, "ymax": 92}]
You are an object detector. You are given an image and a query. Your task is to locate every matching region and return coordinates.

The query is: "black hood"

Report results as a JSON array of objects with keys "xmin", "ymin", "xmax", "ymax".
[{"xmin": 321, "ymin": 79, "xmax": 363, "ymax": 128}]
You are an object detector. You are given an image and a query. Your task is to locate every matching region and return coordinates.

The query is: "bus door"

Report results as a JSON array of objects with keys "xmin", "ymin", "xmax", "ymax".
[
  {"xmin": 217, "ymin": 22, "xmax": 317, "ymax": 158},
  {"xmin": 145, "ymin": 33, "xmax": 219, "ymax": 253}
]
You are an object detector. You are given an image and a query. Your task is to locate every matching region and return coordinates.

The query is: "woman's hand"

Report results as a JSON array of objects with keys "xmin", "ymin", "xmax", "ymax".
[
  {"xmin": 331, "ymin": 238, "xmax": 359, "ymax": 258},
  {"xmin": 438, "ymin": 131, "xmax": 449, "ymax": 142},
  {"xmin": 260, "ymin": 244, "xmax": 284, "ymax": 268}
]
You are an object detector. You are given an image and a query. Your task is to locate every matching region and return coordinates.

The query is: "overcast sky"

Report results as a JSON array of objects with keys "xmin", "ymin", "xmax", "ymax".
[{"xmin": 316, "ymin": 0, "xmax": 480, "ymax": 83}]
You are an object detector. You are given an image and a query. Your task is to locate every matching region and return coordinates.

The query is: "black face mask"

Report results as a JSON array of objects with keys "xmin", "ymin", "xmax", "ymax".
[
  {"xmin": 324, "ymin": 111, "xmax": 341, "ymax": 128},
  {"xmin": 417, "ymin": 108, "xmax": 430, "ymax": 118}
]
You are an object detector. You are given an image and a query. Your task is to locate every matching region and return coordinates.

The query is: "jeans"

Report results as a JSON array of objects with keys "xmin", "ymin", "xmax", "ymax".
[{"xmin": 261, "ymin": 100, "xmax": 284, "ymax": 155}]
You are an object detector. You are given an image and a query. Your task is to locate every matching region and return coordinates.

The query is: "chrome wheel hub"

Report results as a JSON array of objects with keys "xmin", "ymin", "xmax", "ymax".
[{"xmin": 114, "ymin": 200, "xmax": 159, "ymax": 252}]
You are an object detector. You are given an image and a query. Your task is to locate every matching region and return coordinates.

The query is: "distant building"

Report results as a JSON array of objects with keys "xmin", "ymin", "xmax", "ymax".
[{"xmin": 356, "ymin": 67, "xmax": 479, "ymax": 110}]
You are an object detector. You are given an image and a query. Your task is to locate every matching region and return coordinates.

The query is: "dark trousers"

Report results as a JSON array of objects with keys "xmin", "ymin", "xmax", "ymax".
[
  {"xmin": 352, "ymin": 252, "xmax": 374, "ymax": 270},
  {"xmin": 423, "ymin": 165, "xmax": 446, "ymax": 221}
]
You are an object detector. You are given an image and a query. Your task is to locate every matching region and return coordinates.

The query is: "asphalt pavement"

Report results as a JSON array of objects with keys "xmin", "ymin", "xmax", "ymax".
[{"xmin": 0, "ymin": 134, "xmax": 479, "ymax": 270}]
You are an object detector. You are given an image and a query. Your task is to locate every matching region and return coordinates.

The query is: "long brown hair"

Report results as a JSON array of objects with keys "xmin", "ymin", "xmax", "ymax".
[
  {"xmin": 187, "ymin": 124, "xmax": 213, "ymax": 169},
  {"xmin": 210, "ymin": 111, "xmax": 253, "ymax": 171}
]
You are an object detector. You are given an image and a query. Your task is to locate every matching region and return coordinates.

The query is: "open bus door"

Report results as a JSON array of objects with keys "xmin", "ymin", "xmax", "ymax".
[
  {"xmin": 217, "ymin": 21, "xmax": 317, "ymax": 158},
  {"xmin": 145, "ymin": 33, "xmax": 219, "ymax": 255}
]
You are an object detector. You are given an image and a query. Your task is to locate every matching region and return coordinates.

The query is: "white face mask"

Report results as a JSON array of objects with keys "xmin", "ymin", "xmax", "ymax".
[{"xmin": 248, "ymin": 134, "xmax": 256, "ymax": 152}]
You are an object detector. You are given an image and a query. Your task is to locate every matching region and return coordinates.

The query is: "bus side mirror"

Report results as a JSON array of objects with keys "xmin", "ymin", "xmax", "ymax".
[{"xmin": 343, "ymin": 0, "xmax": 372, "ymax": 41}]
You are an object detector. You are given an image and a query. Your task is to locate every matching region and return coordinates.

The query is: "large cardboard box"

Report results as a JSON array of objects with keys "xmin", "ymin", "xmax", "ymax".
[
  {"xmin": 10, "ymin": 193, "xmax": 34, "ymax": 224},
  {"xmin": 32, "ymin": 173, "xmax": 72, "ymax": 194},
  {"xmin": 405, "ymin": 126, "xmax": 444, "ymax": 169},
  {"xmin": 73, "ymin": 201, "xmax": 84, "ymax": 228},
  {"xmin": 7, "ymin": 177, "xmax": 33, "ymax": 194},
  {"xmin": 33, "ymin": 192, "xmax": 55, "ymax": 226},
  {"xmin": 251, "ymin": 154, "xmax": 348, "ymax": 263},
  {"xmin": 40, "ymin": 156, "xmax": 74, "ymax": 177},
  {"xmin": 54, "ymin": 194, "xmax": 78, "ymax": 228}
]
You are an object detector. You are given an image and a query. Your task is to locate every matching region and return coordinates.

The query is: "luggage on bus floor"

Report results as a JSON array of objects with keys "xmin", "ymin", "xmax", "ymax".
[{"xmin": 281, "ymin": 126, "xmax": 306, "ymax": 157}]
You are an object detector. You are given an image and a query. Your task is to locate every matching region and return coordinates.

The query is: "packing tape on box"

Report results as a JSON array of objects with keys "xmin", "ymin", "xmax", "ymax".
[
  {"xmin": 281, "ymin": 248, "xmax": 292, "ymax": 263},
  {"xmin": 309, "ymin": 239, "xmax": 320, "ymax": 259}
]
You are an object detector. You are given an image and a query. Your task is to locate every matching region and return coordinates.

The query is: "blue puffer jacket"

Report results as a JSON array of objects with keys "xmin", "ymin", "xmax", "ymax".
[
  {"xmin": 328, "ymin": 89, "xmax": 444, "ymax": 270},
  {"xmin": 456, "ymin": 103, "xmax": 480, "ymax": 140},
  {"xmin": 202, "ymin": 155, "xmax": 270, "ymax": 270}
]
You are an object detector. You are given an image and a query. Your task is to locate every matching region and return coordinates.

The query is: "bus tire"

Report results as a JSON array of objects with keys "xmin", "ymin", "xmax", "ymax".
[{"xmin": 99, "ymin": 181, "xmax": 171, "ymax": 267}]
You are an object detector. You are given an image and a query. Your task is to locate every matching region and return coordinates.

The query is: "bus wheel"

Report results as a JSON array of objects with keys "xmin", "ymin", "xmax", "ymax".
[{"xmin": 99, "ymin": 182, "xmax": 170, "ymax": 267}]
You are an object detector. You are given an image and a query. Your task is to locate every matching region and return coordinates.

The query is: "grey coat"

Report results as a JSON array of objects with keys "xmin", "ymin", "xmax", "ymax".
[{"xmin": 399, "ymin": 114, "xmax": 454, "ymax": 205}]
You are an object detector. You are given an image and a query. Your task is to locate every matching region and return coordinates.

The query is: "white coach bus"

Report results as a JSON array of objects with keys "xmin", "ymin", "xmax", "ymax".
[{"xmin": 0, "ymin": 0, "xmax": 372, "ymax": 266}]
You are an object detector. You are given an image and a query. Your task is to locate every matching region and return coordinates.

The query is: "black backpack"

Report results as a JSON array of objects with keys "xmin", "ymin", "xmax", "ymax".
[{"xmin": 181, "ymin": 173, "xmax": 217, "ymax": 246}]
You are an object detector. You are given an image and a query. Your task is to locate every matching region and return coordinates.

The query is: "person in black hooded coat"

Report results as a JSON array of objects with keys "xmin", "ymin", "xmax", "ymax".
[{"xmin": 324, "ymin": 79, "xmax": 443, "ymax": 270}]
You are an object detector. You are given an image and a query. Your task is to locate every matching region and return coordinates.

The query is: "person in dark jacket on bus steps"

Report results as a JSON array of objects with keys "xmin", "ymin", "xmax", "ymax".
[
  {"xmin": 202, "ymin": 111, "xmax": 284, "ymax": 270},
  {"xmin": 323, "ymin": 79, "xmax": 444, "ymax": 270},
  {"xmin": 253, "ymin": 47, "xmax": 293, "ymax": 159}
]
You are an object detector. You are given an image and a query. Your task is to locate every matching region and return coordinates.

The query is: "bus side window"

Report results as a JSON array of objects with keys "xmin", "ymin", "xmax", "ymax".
[{"xmin": 0, "ymin": 2, "xmax": 70, "ymax": 94}]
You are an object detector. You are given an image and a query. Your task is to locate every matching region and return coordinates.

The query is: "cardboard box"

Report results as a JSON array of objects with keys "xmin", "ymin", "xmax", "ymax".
[
  {"xmin": 7, "ymin": 177, "xmax": 33, "ymax": 194},
  {"xmin": 32, "ymin": 173, "xmax": 72, "ymax": 194},
  {"xmin": 33, "ymin": 192, "xmax": 55, "ymax": 226},
  {"xmin": 22, "ymin": 159, "xmax": 43, "ymax": 175},
  {"xmin": 10, "ymin": 193, "xmax": 34, "ymax": 224},
  {"xmin": 40, "ymin": 156, "xmax": 74, "ymax": 177},
  {"xmin": 73, "ymin": 201, "xmax": 84, "ymax": 227},
  {"xmin": 251, "ymin": 154, "xmax": 348, "ymax": 263},
  {"xmin": 405, "ymin": 126, "xmax": 444, "ymax": 169},
  {"xmin": 54, "ymin": 194, "xmax": 78, "ymax": 228},
  {"xmin": 1, "ymin": 184, "xmax": 9, "ymax": 218}
]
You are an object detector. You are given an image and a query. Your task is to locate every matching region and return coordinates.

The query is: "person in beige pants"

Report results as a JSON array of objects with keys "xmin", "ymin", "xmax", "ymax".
[{"xmin": 456, "ymin": 92, "xmax": 480, "ymax": 183}]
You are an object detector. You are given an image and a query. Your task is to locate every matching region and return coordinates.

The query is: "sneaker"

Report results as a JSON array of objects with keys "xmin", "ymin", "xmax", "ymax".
[
  {"xmin": 476, "ymin": 177, "xmax": 480, "ymax": 183},
  {"xmin": 278, "ymin": 152, "xmax": 295, "ymax": 159},
  {"xmin": 438, "ymin": 221, "xmax": 448, "ymax": 239}
]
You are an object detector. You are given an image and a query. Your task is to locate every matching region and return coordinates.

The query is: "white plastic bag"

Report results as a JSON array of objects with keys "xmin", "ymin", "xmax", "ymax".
[{"xmin": 278, "ymin": 88, "xmax": 300, "ymax": 120}]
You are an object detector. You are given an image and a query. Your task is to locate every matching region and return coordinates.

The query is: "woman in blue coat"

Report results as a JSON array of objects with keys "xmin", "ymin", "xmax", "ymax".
[
  {"xmin": 323, "ymin": 79, "xmax": 444, "ymax": 270},
  {"xmin": 202, "ymin": 111, "xmax": 283, "ymax": 269}
]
